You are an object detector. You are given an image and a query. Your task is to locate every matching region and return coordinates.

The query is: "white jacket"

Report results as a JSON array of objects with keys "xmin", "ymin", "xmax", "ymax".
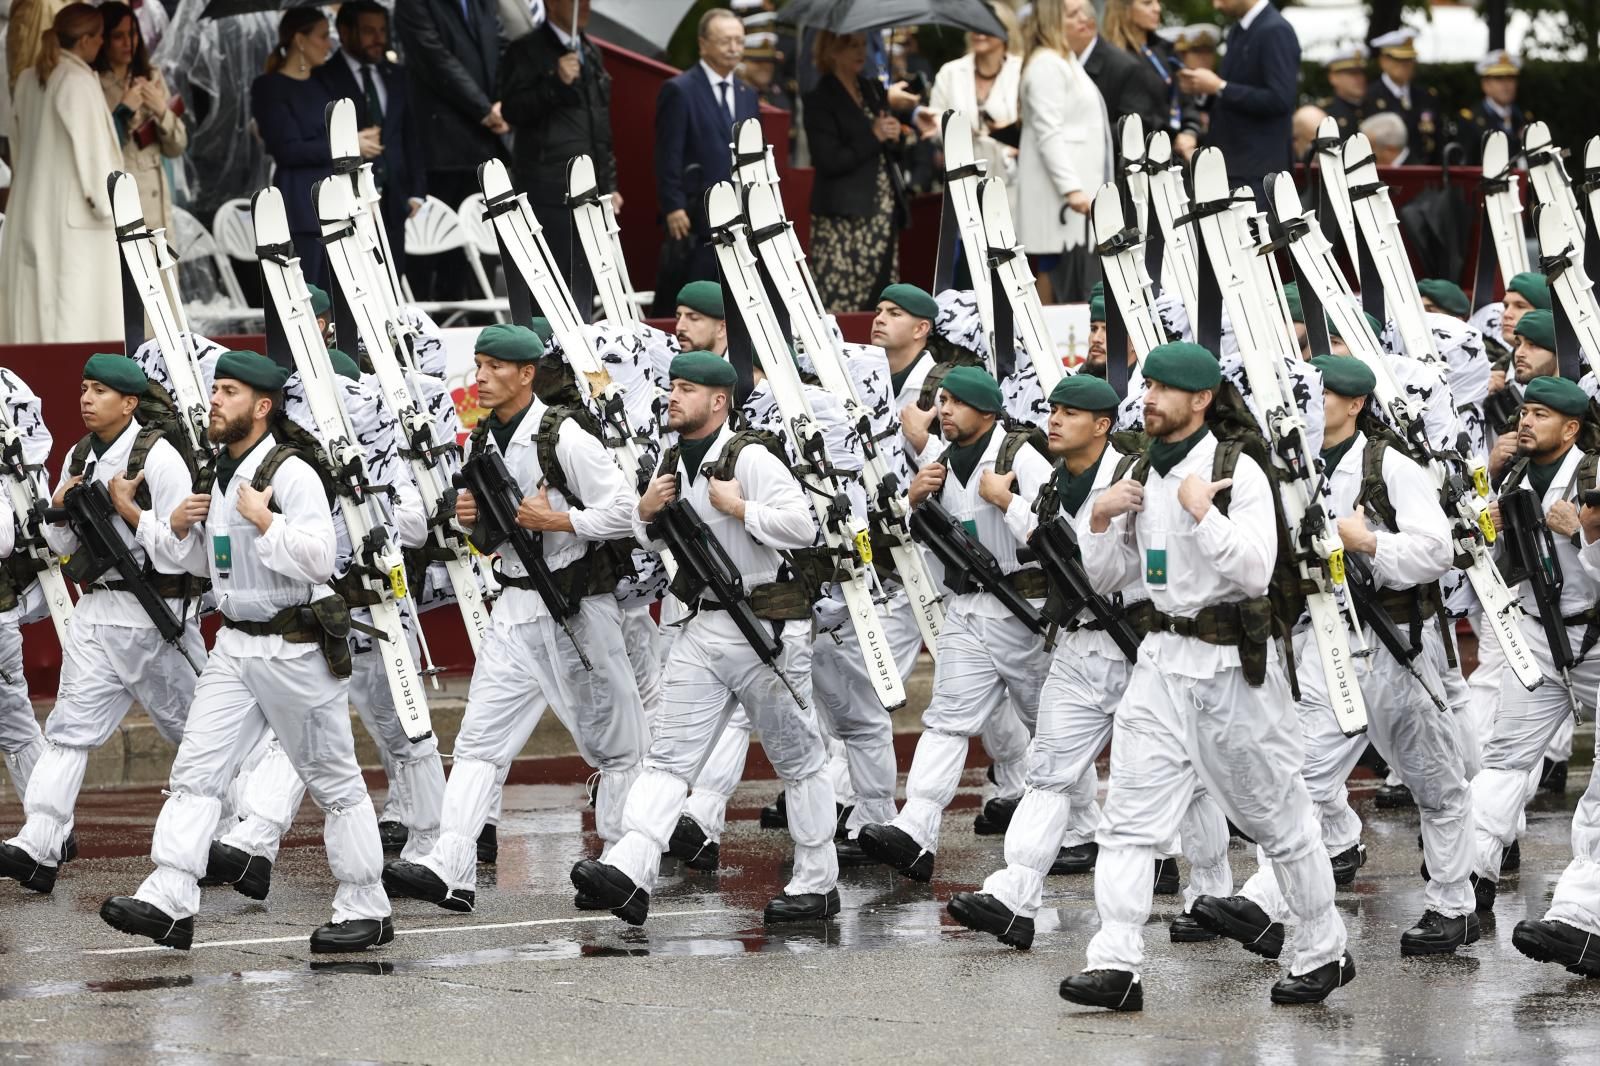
[{"xmin": 1015, "ymin": 48, "xmax": 1109, "ymax": 255}]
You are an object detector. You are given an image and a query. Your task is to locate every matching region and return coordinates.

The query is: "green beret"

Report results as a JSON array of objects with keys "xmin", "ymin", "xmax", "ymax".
[
  {"xmin": 1283, "ymin": 281, "xmax": 1303, "ymax": 324},
  {"xmin": 940, "ymin": 365, "xmax": 1005, "ymax": 414},
  {"xmin": 1507, "ymin": 271, "xmax": 1552, "ymax": 310},
  {"xmin": 1514, "ymin": 308, "xmax": 1557, "ymax": 353},
  {"xmin": 879, "ymin": 283, "xmax": 938, "ymax": 320},
  {"xmin": 215, "ymin": 350, "xmax": 289, "ymax": 391},
  {"xmin": 475, "ymin": 323, "xmax": 545, "ymax": 363},
  {"xmin": 1143, "ymin": 342, "xmax": 1221, "ymax": 393},
  {"xmin": 527, "ymin": 317, "xmax": 555, "ymax": 345},
  {"xmin": 1328, "ymin": 310, "xmax": 1384, "ymax": 342},
  {"xmin": 677, "ymin": 280, "xmax": 725, "ymax": 319},
  {"xmin": 668, "ymin": 350, "xmax": 737, "ymax": 387},
  {"xmin": 1049, "ymin": 374, "xmax": 1120, "ymax": 412},
  {"xmin": 1417, "ymin": 278, "xmax": 1469, "ymax": 317},
  {"xmin": 307, "ymin": 283, "xmax": 332, "ymax": 318},
  {"xmin": 1090, "ymin": 280, "xmax": 1104, "ymax": 302},
  {"xmin": 326, "ymin": 348, "xmax": 362, "ymax": 382},
  {"xmin": 1310, "ymin": 354, "xmax": 1376, "ymax": 398},
  {"xmin": 1523, "ymin": 375, "xmax": 1589, "ymax": 417},
  {"xmin": 1089, "ymin": 294, "xmax": 1106, "ymax": 323},
  {"xmin": 82, "ymin": 353, "xmax": 147, "ymax": 396}
]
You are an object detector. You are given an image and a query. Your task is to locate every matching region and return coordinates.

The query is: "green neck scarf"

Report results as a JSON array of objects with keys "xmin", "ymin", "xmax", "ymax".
[
  {"xmin": 1146, "ymin": 424, "xmax": 1210, "ymax": 478},
  {"xmin": 1527, "ymin": 448, "xmax": 1572, "ymax": 500},
  {"xmin": 945, "ymin": 424, "xmax": 996, "ymax": 486},
  {"xmin": 214, "ymin": 433, "xmax": 272, "ymax": 493},
  {"xmin": 1320, "ymin": 433, "xmax": 1359, "ymax": 478},
  {"xmin": 679, "ymin": 431, "xmax": 720, "ymax": 485},
  {"xmin": 483, "ymin": 402, "xmax": 532, "ymax": 454},
  {"xmin": 890, "ymin": 359, "xmax": 920, "ymax": 400},
  {"xmin": 1055, "ymin": 446, "xmax": 1107, "ymax": 519}
]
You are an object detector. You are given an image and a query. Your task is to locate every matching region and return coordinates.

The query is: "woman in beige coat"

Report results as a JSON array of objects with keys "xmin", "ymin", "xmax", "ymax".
[
  {"xmin": 94, "ymin": 1, "xmax": 186, "ymax": 240},
  {"xmin": 0, "ymin": 4, "xmax": 122, "ymax": 344}
]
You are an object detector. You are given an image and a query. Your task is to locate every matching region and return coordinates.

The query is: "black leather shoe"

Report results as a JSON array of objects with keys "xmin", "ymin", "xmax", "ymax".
[
  {"xmin": 1375, "ymin": 783, "xmax": 1414, "ymax": 809},
  {"xmin": 835, "ymin": 836, "xmax": 873, "ymax": 867},
  {"xmin": 378, "ymin": 821, "xmax": 409, "ymax": 851},
  {"xmin": 1050, "ymin": 842, "xmax": 1098, "ymax": 876},
  {"xmin": 574, "ymin": 890, "xmax": 610, "ymax": 911},
  {"xmin": 1401, "ymin": 909, "xmax": 1473, "ymax": 956},
  {"xmin": 1330, "ymin": 843, "xmax": 1367, "ymax": 887},
  {"xmin": 310, "ymin": 916, "xmax": 394, "ymax": 953},
  {"xmin": 1503, "ymin": 839, "xmax": 1522, "ymax": 872},
  {"xmin": 1153, "ymin": 856, "xmax": 1180, "ymax": 895},
  {"xmin": 972, "ymin": 796, "xmax": 1019, "ymax": 836},
  {"xmin": 477, "ymin": 824, "xmax": 498, "ymax": 865},
  {"xmin": 1512, "ymin": 918, "xmax": 1600, "ymax": 977},
  {"xmin": 1271, "ymin": 952, "xmax": 1355, "ymax": 1004},
  {"xmin": 382, "ymin": 860, "xmax": 474, "ymax": 913},
  {"xmin": 759, "ymin": 792, "xmax": 787, "ymax": 830},
  {"xmin": 948, "ymin": 891, "xmax": 1034, "ymax": 950},
  {"xmin": 206, "ymin": 842, "xmax": 271, "ymax": 901},
  {"xmin": 60, "ymin": 831, "xmax": 79, "ymax": 864},
  {"xmin": 1539, "ymin": 758, "xmax": 1569, "ymax": 794},
  {"xmin": 857, "ymin": 824, "xmax": 933, "ymax": 883},
  {"xmin": 666, "ymin": 814, "xmax": 719, "ymax": 872},
  {"xmin": 764, "ymin": 887, "xmax": 841, "ymax": 924},
  {"xmin": 1059, "ymin": 969, "xmax": 1142, "ymax": 1012},
  {"xmin": 1191, "ymin": 894, "xmax": 1285, "ymax": 960},
  {"xmin": 0, "ymin": 842, "xmax": 56, "ymax": 894},
  {"xmin": 570, "ymin": 859, "xmax": 649, "ymax": 926},
  {"xmin": 1473, "ymin": 873, "xmax": 1496, "ymax": 913},
  {"xmin": 1170, "ymin": 912, "xmax": 1219, "ymax": 943},
  {"xmin": 100, "ymin": 896, "xmax": 193, "ymax": 950}
]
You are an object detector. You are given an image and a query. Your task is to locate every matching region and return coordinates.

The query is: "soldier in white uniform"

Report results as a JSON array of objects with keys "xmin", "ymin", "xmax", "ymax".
[
  {"xmin": 101, "ymin": 351, "xmax": 393, "ymax": 953},
  {"xmin": 0, "ymin": 356, "xmax": 204, "ymax": 895},
  {"xmin": 1060, "ymin": 343, "xmax": 1352, "ymax": 1011},
  {"xmin": 383, "ymin": 324, "xmax": 645, "ymax": 913},
  {"xmin": 572, "ymin": 351, "xmax": 841, "ymax": 925},
  {"xmin": 0, "ymin": 367, "xmax": 52, "ymax": 810}
]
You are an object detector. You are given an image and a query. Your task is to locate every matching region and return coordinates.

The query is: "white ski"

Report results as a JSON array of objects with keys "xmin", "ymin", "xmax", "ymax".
[
  {"xmin": 1313, "ymin": 115, "xmax": 1360, "ymax": 258},
  {"xmin": 567, "ymin": 153, "xmax": 639, "ymax": 328},
  {"xmin": 1090, "ymin": 181, "xmax": 1162, "ymax": 363},
  {"xmin": 0, "ymin": 402, "xmax": 72, "ymax": 645},
  {"xmin": 744, "ymin": 179, "xmax": 945, "ymax": 655},
  {"xmin": 1191, "ymin": 148, "xmax": 1368, "ymax": 736},
  {"xmin": 978, "ymin": 175, "xmax": 1063, "ymax": 393},
  {"xmin": 937, "ymin": 111, "xmax": 1000, "ymax": 369},
  {"xmin": 1536, "ymin": 208, "xmax": 1600, "ymax": 378},
  {"xmin": 1480, "ymin": 131, "xmax": 1531, "ymax": 281},
  {"xmin": 707, "ymin": 181, "xmax": 906, "ymax": 710},
  {"xmin": 1267, "ymin": 172, "xmax": 1544, "ymax": 693},
  {"xmin": 1144, "ymin": 131, "xmax": 1200, "ymax": 327},
  {"xmin": 253, "ymin": 186, "xmax": 433, "ymax": 743},
  {"xmin": 1524, "ymin": 121, "xmax": 1585, "ymax": 245},
  {"xmin": 1116, "ymin": 114, "xmax": 1151, "ymax": 241}
]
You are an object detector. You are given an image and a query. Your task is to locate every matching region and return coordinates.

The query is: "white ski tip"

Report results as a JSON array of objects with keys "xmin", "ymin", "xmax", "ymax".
[
  {"xmin": 109, "ymin": 171, "xmax": 145, "ymax": 228},
  {"xmin": 1586, "ymin": 135, "xmax": 1600, "ymax": 172},
  {"xmin": 735, "ymin": 117, "xmax": 764, "ymax": 154},
  {"xmin": 1341, "ymin": 133, "xmax": 1376, "ymax": 176},
  {"xmin": 1191, "ymin": 147, "xmax": 1228, "ymax": 196},
  {"xmin": 327, "ymin": 97, "xmax": 358, "ymax": 160},
  {"xmin": 1536, "ymin": 203, "xmax": 1572, "ymax": 254},
  {"xmin": 1091, "ymin": 182, "xmax": 1125, "ymax": 241},
  {"xmin": 745, "ymin": 181, "xmax": 783, "ymax": 228},
  {"xmin": 1266, "ymin": 172, "xmax": 1302, "ymax": 223},
  {"xmin": 942, "ymin": 110, "xmax": 974, "ymax": 165},
  {"xmin": 567, "ymin": 153, "xmax": 597, "ymax": 196},
  {"xmin": 704, "ymin": 181, "xmax": 741, "ymax": 230},
  {"xmin": 1524, "ymin": 120, "xmax": 1551, "ymax": 155},
  {"xmin": 1118, "ymin": 113, "xmax": 1145, "ymax": 162},
  {"xmin": 1316, "ymin": 114, "xmax": 1341, "ymax": 146},
  {"xmin": 977, "ymin": 175, "xmax": 1016, "ymax": 245},
  {"xmin": 1146, "ymin": 130, "xmax": 1172, "ymax": 167},
  {"xmin": 1480, "ymin": 130, "xmax": 1508, "ymax": 175},
  {"xmin": 478, "ymin": 158, "xmax": 513, "ymax": 200},
  {"xmin": 313, "ymin": 175, "xmax": 357, "ymax": 225},
  {"xmin": 250, "ymin": 187, "xmax": 290, "ymax": 246}
]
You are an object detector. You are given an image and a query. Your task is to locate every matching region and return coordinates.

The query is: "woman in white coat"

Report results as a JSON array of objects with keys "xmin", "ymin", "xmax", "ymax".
[
  {"xmin": 1016, "ymin": 0, "xmax": 1111, "ymax": 304},
  {"xmin": 0, "ymin": 4, "xmax": 123, "ymax": 345},
  {"xmin": 924, "ymin": 4, "xmax": 1023, "ymax": 190}
]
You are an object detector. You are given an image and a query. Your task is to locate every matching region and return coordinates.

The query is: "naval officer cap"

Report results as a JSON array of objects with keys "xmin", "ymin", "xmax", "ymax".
[
  {"xmin": 880, "ymin": 283, "xmax": 939, "ymax": 320},
  {"xmin": 1477, "ymin": 51, "xmax": 1521, "ymax": 77},
  {"xmin": 82, "ymin": 353, "xmax": 148, "ymax": 396},
  {"xmin": 326, "ymin": 348, "xmax": 362, "ymax": 382},
  {"xmin": 215, "ymin": 350, "xmax": 290, "ymax": 391},
  {"xmin": 1417, "ymin": 278, "xmax": 1470, "ymax": 317},
  {"xmin": 1327, "ymin": 44, "xmax": 1369, "ymax": 73},
  {"xmin": 307, "ymin": 283, "xmax": 332, "ymax": 318},
  {"xmin": 1514, "ymin": 309, "xmax": 1557, "ymax": 352},
  {"xmin": 1310, "ymin": 354, "xmax": 1377, "ymax": 398},
  {"xmin": 1372, "ymin": 28, "xmax": 1418, "ymax": 60},
  {"xmin": 669, "ymin": 350, "xmax": 737, "ymax": 387},
  {"xmin": 475, "ymin": 323, "xmax": 546, "ymax": 363},
  {"xmin": 1507, "ymin": 271, "xmax": 1552, "ymax": 310},
  {"xmin": 1142, "ymin": 342, "xmax": 1221, "ymax": 393},
  {"xmin": 1049, "ymin": 374, "xmax": 1120, "ymax": 413},
  {"xmin": 676, "ymin": 280, "xmax": 726, "ymax": 320},
  {"xmin": 1523, "ymin": 375, "xmax": 1589, "ymax": 417},
  {"xmin": 940, "ymin": 365, "xmax": 1005, "ymax": 414}
]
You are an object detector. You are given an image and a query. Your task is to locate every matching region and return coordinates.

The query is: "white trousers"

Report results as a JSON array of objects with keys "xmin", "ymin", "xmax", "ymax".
[
  {"xmin": 1542, "ymin": 728, "xmax": 1600, "ymax": 935},
  {"xmin": 134, "ymin": 645, "xmax": 388, "ymax": 923},
  {"xmin": 1085, "ymin": 658, "xmax": 1346, "ymax": 978},
  {"xmin": 9, "ymin": 622, "xmax": 200, "ymax": 865},
  {"xmin": 0, "ymin": 620, "xmax": 43, "ymax": 803},
  {"xmin": 603, "ymin": 612, "xmax": 838, "ymax": 898},
  {"xmin": 421, "ymin": 599, "xmax": 645, "ymax": 892},
  {"xmin": 890, "ymin": 604, "xmax": 1049, "ymax": 853}
]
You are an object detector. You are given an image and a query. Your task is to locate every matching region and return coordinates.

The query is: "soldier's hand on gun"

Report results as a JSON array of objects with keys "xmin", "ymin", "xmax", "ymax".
[
  {"xmin": 1090, "ymin": 478, "xmax": 1143, "ymax": 532},
  {"xmin": 1581, "ymin": 496, "xmax": 1600, "ymax": 544},
  {"xmin": 170, "ymin": 493, "xmax": 210, "ymax": 539},
  {"xmin": 909, "ymin": 463, "xmax": 946, "ymax": 507},
  {"xmin": 455, "ymin": 488, "xmax": 478, "ymax": 528},
  {"xmin": 49, "ymin": 473, "xmax": 83, "ymax": 513},
  {"xmin": 665, "ymin": 209, "xmax": 692, "ymax": 241},
  {"xmin": 109, "ymin": 471, "xmax": 145, "ymax": 527},
  {"xmin": 516, "ymin": 486, "xmax": 567, "ymax": 532},
  {"xmin": 637, "ymin": 474, "xmax": 677, "ymax": 522},
  {"xmin": 978, "ymin": 469, "xmax": 1016, "ymax": 510},
  {"xmin": 708, "ymin": 476, "xmax": 745, "ymax": 520},
  {"xmin": 1546, "ymin": 498, "xmax": 1580, "ymax": 538},
  {"xmin": 900, "ymin": 401, "xmax": 936, "ymax": 453},
  {"xmin": 236, "ymin": 484, "xmax": 274, "ymax": 533},
  {"xmin": 1179, "ymin": 473, "xmax": 1232, "ymax": 523},
  {"xmin": 1488, "ymin": 429, "xmax": 1517, "ymax": 479},
  {"xmin": 1486, "ymin": 500, "xmax": 1502, "ymax": 533},
  {"xmin": 1336, "ymin": 506, "xmax": 1378, "ymax": 555},
  {"xmin": 1488, "ymin": 368, "xmax": 1507, "ymax": 395}
]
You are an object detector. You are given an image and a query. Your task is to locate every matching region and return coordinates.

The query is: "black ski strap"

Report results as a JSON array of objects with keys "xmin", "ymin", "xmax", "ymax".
[
  {"xmin": 255, "ymin": 238, "xmax": 299, "ymax": 375},
  {"xmin": 1266, "ymin": 198, "xmax": 1333, "ymax": 356},
  {"xmin": 1182, "ymin": 193, "xmax": 1225, "ymax": 356},
  {"xmin": 480, "ymin": 185, "xmax": 536, "ymax": 326},
  {"xmin": 113, "ymin": 215, "xmax": 150, "ymax": 360},
  {"xmin": 934, "ymin": 161, "xmax": 984, "ymax": 295},
  {"xmin": 1537, "ymin": 227, "xmax": 1586, "ymax": 382},
  {"xmin": 1093, "ymin": 224, "xmax": 1139, "ymax": 399},
  {"xmin": 745, "ymin": 213, "xmax": 796, "ymax": 354}
]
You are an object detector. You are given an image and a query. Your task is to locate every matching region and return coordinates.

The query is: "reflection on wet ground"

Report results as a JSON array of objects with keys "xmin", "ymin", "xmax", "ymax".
[{"xmin": 1, "ymin": 762, "xmax": 1598, "ymax": 1064}]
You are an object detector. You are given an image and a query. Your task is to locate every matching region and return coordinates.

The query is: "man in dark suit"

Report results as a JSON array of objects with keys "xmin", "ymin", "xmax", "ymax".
[
  {"xmin": 1065, "ymin": 0, "xmax": 1164, "ymax": 142},
  {"xmin": 394, "ymin": 0, "xmax": 507, "ymax": 298},
  {"xmin": 317, "ymin": 2, "xmax": 427, "ymax": 279},
  {"xmin": 1177, "ymin": 0, "xmax": 1300, "ymax": 204},
  {"xmin": 1363, "ymin": 29, "xmax": 1443, "ymax": 166},
  {"xmin": 655, "ymin": 7, "xmax": 760, "ymax": 285}
]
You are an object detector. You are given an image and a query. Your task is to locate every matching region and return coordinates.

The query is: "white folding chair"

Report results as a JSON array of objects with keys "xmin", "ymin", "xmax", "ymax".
[
  {"xmin": 454, "ymin": 193, "xmax": 506, "ymax": 323},
  {"xmin": 403, "ymin": 195, "xmax": 506, "ymax": 323},
  {"xmin": 208, "ymin": 199, "xmax": 257, "ymax": 310}
]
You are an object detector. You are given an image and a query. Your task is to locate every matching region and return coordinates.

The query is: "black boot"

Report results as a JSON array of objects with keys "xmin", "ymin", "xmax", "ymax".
[
  {"xmin": 1512, "ymin": 919, "xmax": 1600, "ymax": 977},
  {"xmin": 0, "ymin": 842, "xmax": 56, "ymax": 894},
  {"xmin": 834, "ymin": 804, "xmax": 854, "ymax": 839},
  {"xmin": 1170, "ymin": 912, "xmax": 1219, "ymax": 943},
  {"xmin": 1270, "ymin": 952, "xmax": 1355, "ymax": 1004},
  {"xmin": 835, "ymin": 836, "xmax": 873, "ymax": 867},
  {"xmin": 666, "ymin": 814, "xmax": 720, "ymax": 872},
  {"xmin": 310, "ymin": 917, "xmax": 394, "ymax": 953},
  {"xmin": 1059, "ymin": 969, "xmax": 1142, "ymax": 1012},
  {"xmin": 1330, "ymin": 843, "xmax": 1367, "ymax": 887},
  {"xmin": 759, "ymin": 792, "xmax": 787, "ymax": 830},
  {"xmin": 1191, "ymin": 894, "xmax": 1285, "ymax": 960},
  {"xmin": 1539, "ymin": 758, "xmax": 1569, "ymax": 794},
  {"xmin": 856, "ymin": 824, "xmax": 933, "ymax": 883},
  {"xmin": 573, "ymin": 890, "xmax": 611, "ymax": 911},
  {"xmin": 972, "ymin": 796, "xmax": 1019, "ymax": 836},
  {"xmin": 570, "ymin": 859, "xmax": 649, "ymax": 926},
  {"xmin": 1400, "ymin": 909, "xmax": 1474, "ymax": 956},
  {"xmin": 100, "ymin": 896, "xmax": 193, "ymax": 950},
  {"xmin": 382, "ymin": 860, "xmax": 474, "ymax": 913},
  {"xmin": 60, "ymin": 831, "xmax": 78, "ymax": 864},
  {"xmin": 1050, "ymin": 842, "xmax": 1098, "ymax": 876},
  {"xmin": 1473, "ymin": 873, "xmax": 1497, "ymax": 913},
  {"xmin": 477, "ymin": 824, "xmax": 498, "ymax": 865},
  {"xmin": 378, "ymin": 821, "xmax": 409, "ymax": 851},
  {"xmin": 1503, "ymin": 839, "xmax": 1522, "ymax": 872},
  {"xmin": 764, "ymin": 887, "xmax": 841, "ymax": 924},
  {"xmin": 205, "ymin": 842, "xmax": 272, "ymax": 901},
  {"xmin": 947, "ymin": 891, "xmax": 1034, "ymax": 950},
  {"xmin": 1153, "ymin": 856, "xmax": 1180, "ymax": 895},
  {"xmin": 1375, "ymin": 782, "xmax": 1414, "ymax": 809}
]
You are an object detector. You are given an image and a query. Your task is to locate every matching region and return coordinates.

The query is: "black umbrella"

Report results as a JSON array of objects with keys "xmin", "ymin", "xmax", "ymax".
[
  {"xmin": 779, "ymin": 0, "xmax": 1007, "ymax": 39},
  {"xmin": 200, "ymin": 0, "xmax": 321, "ymax": 18}
]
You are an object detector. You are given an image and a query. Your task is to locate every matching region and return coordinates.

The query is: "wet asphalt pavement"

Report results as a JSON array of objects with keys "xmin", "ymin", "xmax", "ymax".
[{"xmin": 1, "ymin": 755, "xmax": 1598, "ymax": 1065}]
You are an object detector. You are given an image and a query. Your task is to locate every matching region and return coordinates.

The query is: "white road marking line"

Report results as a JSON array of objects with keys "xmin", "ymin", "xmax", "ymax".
[{"xmin": 84, "ymin": 908, "xmax": 731, "ymax": 956}]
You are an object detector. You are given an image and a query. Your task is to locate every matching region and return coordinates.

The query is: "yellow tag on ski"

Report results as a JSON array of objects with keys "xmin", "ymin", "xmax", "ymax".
[
  {"xmin": 1471, "ymin": 466, "xmax": 1490, "ymax": 497},
  {"xmin": 388, "ymin": 566, "xmax": 408, "ymax": 599},
  {"xmin": 1478, "ymin": 508, "xmax": 1497, "ymax": 544},
  {"xmin": 854, "ymin": 529, "xmax": 873, "ymax": 565},
  {"xmin": 1328, "ymin": 548, "xmax": 1346, "ymax": 585}
]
